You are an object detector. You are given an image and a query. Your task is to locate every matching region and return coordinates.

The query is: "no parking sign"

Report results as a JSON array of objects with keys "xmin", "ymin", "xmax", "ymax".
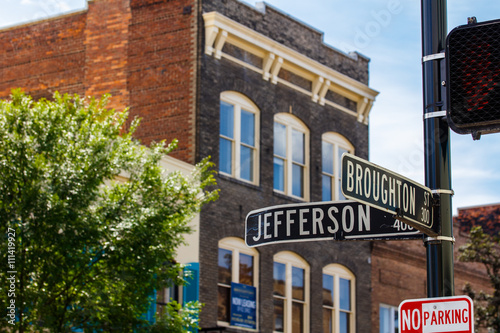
[{"xmin": 399, "ymin": 296, "xmax": 473, "ymax": 333}]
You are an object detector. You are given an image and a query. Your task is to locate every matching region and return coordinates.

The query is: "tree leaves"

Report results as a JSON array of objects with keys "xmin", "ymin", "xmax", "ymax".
[
  {"xmin": 0, "ymin": 90, "xmax": 218, "ymax": 332},
  {"xmin": 459, "ymin": 226, "xmax": 500, "ymax": 331}
]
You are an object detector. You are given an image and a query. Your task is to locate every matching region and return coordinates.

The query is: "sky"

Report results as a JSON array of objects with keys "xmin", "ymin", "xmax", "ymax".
[{"xmin": 1, "ymin": 0, "xmax": 499, "ymax": 215}]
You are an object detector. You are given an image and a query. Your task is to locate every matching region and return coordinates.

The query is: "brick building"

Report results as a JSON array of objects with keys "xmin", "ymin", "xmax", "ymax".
[
  {"xmin": 2, "ymin": 1, "xmax": 498, "ymax": 333},
  {"xmin": 1, "ymin": 0, "xmax": 391, "ymax": 332},
  {"xmin": 373, "ymin": 204, "xmax": 499, "ymax": 333}
]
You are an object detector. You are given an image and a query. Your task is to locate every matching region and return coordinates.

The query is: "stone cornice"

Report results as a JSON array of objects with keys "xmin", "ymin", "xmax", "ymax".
[{"xmin": 203, "ymin": 11, "xmax": 379, "ymax": 124}]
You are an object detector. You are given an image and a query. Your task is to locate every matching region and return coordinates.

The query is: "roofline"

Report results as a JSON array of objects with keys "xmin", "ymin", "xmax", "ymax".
[
  {"xmin": 0, "ymin": 5, "xmax": 88, "ymax": 32},
  {"xmin": 457, "ymin": 202, "xmax": 500, "ymax": 211}
]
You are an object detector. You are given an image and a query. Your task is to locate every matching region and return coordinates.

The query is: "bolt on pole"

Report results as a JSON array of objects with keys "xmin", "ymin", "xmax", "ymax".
[{"xmin": 421, "ymin": 0, "xmax": 455, "ymax": 297}]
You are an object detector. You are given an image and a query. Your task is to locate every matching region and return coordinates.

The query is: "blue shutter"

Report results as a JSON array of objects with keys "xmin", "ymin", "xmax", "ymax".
[
  {"xmin": 145, "ymin": 291, "xmax": 157, "ymax": 324},
  {"xmin": 183, "ymin": 262, "xmax": 200, "ymax": 333},
  {"xmin": 183, "ymin": 262, "xmax": 200, "ymax": 304}
]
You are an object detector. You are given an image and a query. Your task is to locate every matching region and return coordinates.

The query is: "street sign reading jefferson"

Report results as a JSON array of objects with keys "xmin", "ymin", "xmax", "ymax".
[
  {"xmin": 341, "ymin": 153, "xmax": 438, "ymax": 236},
  {"xmin": 245, "ymin": 200, "xmax": 422, "ymax": 247}
]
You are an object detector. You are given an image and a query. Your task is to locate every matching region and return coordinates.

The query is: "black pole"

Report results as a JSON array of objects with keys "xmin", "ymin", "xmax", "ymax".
[{"xmin": 421, "ymin": 0, "xmax": 454, "ymax": 297}]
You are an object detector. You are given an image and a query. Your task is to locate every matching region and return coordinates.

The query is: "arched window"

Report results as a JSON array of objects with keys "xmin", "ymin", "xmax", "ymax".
[
  {"xmin": 321, "ymin": 133, "xmax": 354, "ymax": 201},
  {"xmin": 219, "ymin": 92, "xmax": 260, "ymax": 184},
  {"xmin": 273, "ymin": 251, "xmax": 310, "ymax": 333},
  {"xmin": 274, "ymin": 113, "xmax": 309, "ymax": 200},
  {"xmin": 217, "ymin": 237, "xmax": 259, "ymax": 328},
  {"xmin": 322, "ymin": 264, "xmax": 356, "ymax": 333}
]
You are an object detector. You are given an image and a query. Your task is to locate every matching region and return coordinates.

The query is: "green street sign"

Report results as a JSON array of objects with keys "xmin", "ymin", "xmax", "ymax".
[
  {"xmin": 341, "ymin": 153, "xmax": 438, "ymax": 236},
  {"xmin": 245, "ymin": 200, "xmax": 422, "ymax": 247}
]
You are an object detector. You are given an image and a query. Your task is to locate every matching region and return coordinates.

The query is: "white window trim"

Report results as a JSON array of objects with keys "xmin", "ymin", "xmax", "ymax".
[
  {"xmin": 323, "ymin": 264, "xmax": 356, "ymax": 333},
  {"xmin": 217, "ymin": 237, "xmax": 259, "ymax": 330},
  {"xmin": 322, "ymin": 132, "xmax": 354, "ymax": 201},
  {"xmin": 274, "ymin": 113, "xmax": 310, "ymax": 201},
  {"xmin": 161, "ymin": 283, "xmax": 183, "ymax": 305},
  {"xmin": 273, "ymin": 251, "xmax": 310, "ymax": 333},
  {"xmin": 220, "ymin": 91, "xmax": 260, "ymax": 185}
]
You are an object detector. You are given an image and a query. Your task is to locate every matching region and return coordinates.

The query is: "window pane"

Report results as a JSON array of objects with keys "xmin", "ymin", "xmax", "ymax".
[
  {"xmin": 292, "ymin": 129, "xmax": 304, "ymax": 163},
  {"xmin": 292, "ymin": 163, "xmax": 303, "ymax": 197},
  {"xmin": 339, "ymin": 311, "xmax": 350, "ymax": 333},
  {"xmin": 339, "ymin": 278, "xmax": 351, "ymax": 311},
  {"xmin": 292, "ymin": 266, "xmax": 304, "ymax": 301},
  {"xmin": 273, "ymin": 298, "xmax": 284, "ymax": 332},
  {"xmin": 380, "ymin": 306, "xmax": 399, "ymax": 333},
  {"xmin": 338, "ymin": 178, "xmax": 346, "ymax": 200},
  {"xmin": 292, "ymin": 301, "xmax": 304, "ymax": 333},
  {"xmin": 322, "ymin": 274, "xmax": 334, "ymax": 306},
  {"xmin": 240, "ymin": 145, "xmax": 253, "ymax": 181},
  {"xmin": 337, "ymin": 147, "xmax": 349, "ymax": 200},
  {"xmin": 274, "ymin": 157, "xmax": 285, "ymax": 191},
  {"xmin": 218, "ymin": 248, "xmax": 232, "ymax": 285},
  {"xmin": 241, "ymin": 110, "xmax": 255, "ymax": 146},
  {"xmin": 322, "ymin": 141, "xmax": 334, "ymax": 175},
  {"xmin": 218, "ymin": 286, "xmax": 231, "ymax": 322},
  {"xmin": 273, "ymin": 262, "xmax": 286, "ymax": 297},
  {"xmin": 274, "ymin": 122, "xmax": 286, "ymax": 157},
  {"xmin": 322, "ymin": 174, "xmax": 332, "ymax": 201},
  {"xmin": 220, "ymin": 101, "xmax": 234, "ymax": 138},
  {"xmin": 338, "ymin": 147, "xmax": 349, "ymax": 176},
  {"xmin": 219, "ymin": 138, "xmax": 232, "ymax": 174},
  {"xmin": 380, "ymin": 306, "xmax": 390, "ymax": 333},
  {"xmin": 395, "ymin": 308, "xmax": 399, "ymax": 332},
  {"xmin": 323, "ymin": 308, "xmax": 333, "ymax": 333},
  {"xmin": 239, "ymin": 253, "xmax": 254, "ymax": 286}
]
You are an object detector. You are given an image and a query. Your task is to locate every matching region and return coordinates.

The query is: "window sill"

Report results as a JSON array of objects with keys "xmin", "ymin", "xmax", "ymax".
[
  {"xmin": 272, "ymin": 190, "xmax": 308, "ymax": 203},
  {"xmin": 215, "ymin": 321, "xmax": 259, "ymax": 332},
  {"xmin": 218, "ymin": 173, "xmax": 262, "ymax": 191}
]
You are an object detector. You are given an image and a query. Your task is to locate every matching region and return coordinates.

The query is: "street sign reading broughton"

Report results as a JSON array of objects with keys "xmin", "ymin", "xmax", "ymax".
[
  {"xmin": 245, "ymin": 200, "xmax": 422, "ymax": 247},
  {"xmin": 341, "ymin": 153, "xmax": 438, "ymax": 237}
]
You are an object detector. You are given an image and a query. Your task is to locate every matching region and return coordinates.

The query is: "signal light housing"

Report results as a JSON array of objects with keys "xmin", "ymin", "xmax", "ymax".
[{"xmin": 446, "ymin": 19, "xmax": 500, "ymax": 139}]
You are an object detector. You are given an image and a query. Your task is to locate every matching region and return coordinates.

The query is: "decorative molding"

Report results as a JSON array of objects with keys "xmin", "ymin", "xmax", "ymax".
[
  {"xmin": 262, "ymin": 52, "xmax": 275, "ymax": 81},
  {"xmin": 203, "ymin": 11, "xmax": 379, "ymax": 123}
]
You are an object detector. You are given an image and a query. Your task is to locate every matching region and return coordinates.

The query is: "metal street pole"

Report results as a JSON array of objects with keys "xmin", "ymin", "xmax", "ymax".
[{"xmin": 421, "ymin": 0, "xmax": 454, "ymax": 297}]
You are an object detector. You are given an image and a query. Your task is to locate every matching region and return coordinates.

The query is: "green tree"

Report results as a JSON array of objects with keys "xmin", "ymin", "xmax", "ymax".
[
  {"xmin": 0, "ymin": 90, "xmax": 217, "ymax": 332},
  {"xmin": 150, "ymin": 300, "xmax": 202, "ymax": 333},
  {"xmin": 459, "ymin": 226, "xmax": 500, "ymax": 332}
]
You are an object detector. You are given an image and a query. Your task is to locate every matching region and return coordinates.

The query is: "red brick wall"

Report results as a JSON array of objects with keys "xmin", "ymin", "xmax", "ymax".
[
  {"xmin": 127, "ymin": 0, "xmax": 197, "ymax": 162},
  {"xmin": 84, "ymin": 0, "xmax": 131, "ymax": 112},
  {"xmin": 0, "ymin": 13, "xmax": 87, "ymax": 100},
  {"xmin": 0, "ymin": 0, "xmax": 197, "ymax": 163}
]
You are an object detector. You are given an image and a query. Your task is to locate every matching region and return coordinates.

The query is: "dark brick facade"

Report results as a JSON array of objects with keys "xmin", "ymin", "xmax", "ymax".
[{"xmin": 198, "ymin": 1, "xmax": 372, "ymax": 332}]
